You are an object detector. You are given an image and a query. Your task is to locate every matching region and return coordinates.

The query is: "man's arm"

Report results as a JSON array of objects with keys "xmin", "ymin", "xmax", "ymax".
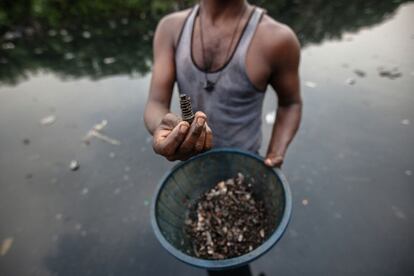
[
  {"xmin": 144, "ymin": 14, "xmax": 178, "ymax": 134},
  {"xmin": 265, "ymin": 26, "xmax": 302, "ymax": 167},
  {"xmin": 144, "ymin": 13, "xmax": 213, "ymax": 161}
]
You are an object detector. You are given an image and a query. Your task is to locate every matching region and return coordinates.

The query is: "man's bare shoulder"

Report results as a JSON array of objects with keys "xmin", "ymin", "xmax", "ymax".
[
  {"xmin": 256, "ymin": 14, "xmax": 300, "ymax": 60},
  {"xmin": 156, "ymin": 9, "xmax": 192, "ymax": 45},
  {"xmin": 159, "ymin": 9, "xmax": 192, "ymax": 27}
]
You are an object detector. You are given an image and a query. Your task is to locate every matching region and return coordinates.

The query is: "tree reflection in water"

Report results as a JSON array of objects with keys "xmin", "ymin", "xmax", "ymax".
[{"xmin": 0, "ymin": 0, "xmax": 409, "ymax": 85}]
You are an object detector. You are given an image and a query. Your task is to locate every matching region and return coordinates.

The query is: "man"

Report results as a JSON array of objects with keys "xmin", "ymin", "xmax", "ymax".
[{"xmin": 144, "ymin": 0, "xmax": 302, "ymax": 168}]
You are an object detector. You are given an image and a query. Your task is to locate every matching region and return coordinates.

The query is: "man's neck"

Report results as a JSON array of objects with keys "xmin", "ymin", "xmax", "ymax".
[{"xmin": 200, "ymin": 0, "xmax": 248, "ymax": 23}]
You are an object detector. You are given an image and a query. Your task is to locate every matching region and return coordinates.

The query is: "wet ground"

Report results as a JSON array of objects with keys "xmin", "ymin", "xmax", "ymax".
[{"xmin": 0, "ymin": 2, "xmax": 413, "ymax": 276}]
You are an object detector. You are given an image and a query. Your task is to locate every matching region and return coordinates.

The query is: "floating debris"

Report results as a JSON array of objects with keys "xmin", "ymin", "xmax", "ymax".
[
  {"xmin": 405, "ymin": 170, "xmax": 412, "ymax": 176},
  {"xmin": 2, "ymin": 42, "xmax": 15, "ymax": 50},
  {"xmin": 48, "ymin": 29, "xmax": 57, "ymax": 37},
  {"xmin": 265, "ymin": 111, "xmax": 276, "ymax": 125},
  {"xmin": 305, "ymin": 81, "xmax": 317, "ymax": 88},
  {"xmin": 63, "ymin": 35, "xmax": 73, "ymax": 43},
  {"xmin": 93, "ymin": 120, "xmax": 107, "ymax": 132},
  {"xmin": 3, "ymin": 31, "xmax": 18, "ymax": 40},
  {"xmin": 378, "ymin": 66, "xmax": 402, "ymax": 79},
  {"xmin": 103, "ymin": 57, "xmax": 116, "ymax": 65},
  {"xmin": 185, "ymin": 173, "xmax": 269, "ymax": 259},
  {"xmin": 69, "ymin": 160, "xmax": 80, "ymax": 171},
  {"xmin": 55, "ymin": 213, "xmax": 63, "ymax": 220},
  {"xmin": 391, "ymin": 206, "xmax": 406, "ymax": 220},
  {"xmin": 353, "ymin": 69, "xmax": 366, "ymax": 77},
  {"xmin": 400, "ymin": 119, "xmax": 410, "ymax": 125},
  {"xmin": 82, "ymin": 31, "xmax": 91, "ymax": 39},
  {"xmin": 144, "ymin": 199, "xmax": 150, "ymax": 207},
  {"xmin": 64, "ymin": 53, "xmax": 75, "ymax": 60},
  {"xmin": 81, "ymin": 188, "xmax": 89, "ymax": 195},
  {"xmin": 40, "ymin": 115, "xmax": 56, "ymax": 126},
  {"xmin": 346, "ymin": 78, "xmax": 356, "ymax": 85},
  {"xmin": 0, "ymin": 238, "xmax": 14, "ymax": 256},
  {"xmin": 302, "ymin": 198, "xmax": 309, "ymax": 206},
  {"xmin": 86, "ymin": 129, "xmax": 120, "ymax": 145},
  {"xmin": 83, "ymin": 120, "xmax": 121, "ymax": 146},
  {"xmin": 109, "ymin": 152, "xmax": 116, "ymax": 158}
]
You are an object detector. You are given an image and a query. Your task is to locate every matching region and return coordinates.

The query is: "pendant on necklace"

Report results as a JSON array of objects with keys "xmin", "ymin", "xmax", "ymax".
[{"xmin": 204, "ymin": 80, "xmax": 215, "ymax": 92}]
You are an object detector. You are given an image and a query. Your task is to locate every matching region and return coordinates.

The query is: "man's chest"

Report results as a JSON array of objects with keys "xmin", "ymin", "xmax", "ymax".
[{"xmin": 190, "ymin": 19, "xmax": 272, "ymax": 91}]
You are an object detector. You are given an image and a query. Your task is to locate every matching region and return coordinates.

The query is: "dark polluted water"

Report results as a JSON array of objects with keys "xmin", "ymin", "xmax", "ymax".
[{"xmin": 0, "ymin": 1, "xmax": 413, "ymax": 276}]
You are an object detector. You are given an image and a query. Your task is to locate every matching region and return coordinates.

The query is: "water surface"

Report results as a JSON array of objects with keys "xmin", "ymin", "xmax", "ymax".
[{"xmin": 0, "ymin": 1, "xmax": 413, "ymax": 276}]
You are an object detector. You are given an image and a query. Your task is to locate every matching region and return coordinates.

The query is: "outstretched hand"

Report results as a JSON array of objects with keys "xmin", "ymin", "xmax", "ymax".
[{"xmin": 152, "ymin": 112, "xmax": 213, "ymax": 161}]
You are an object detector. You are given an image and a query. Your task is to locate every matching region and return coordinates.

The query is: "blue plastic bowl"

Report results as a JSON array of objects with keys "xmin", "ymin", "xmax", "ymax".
[{"xmin": 151, "ymin": 148, "xmax": 292, "ymax": 270}]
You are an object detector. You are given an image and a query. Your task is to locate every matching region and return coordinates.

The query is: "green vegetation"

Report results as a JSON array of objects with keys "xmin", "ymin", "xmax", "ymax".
[{"xmin": 0, "ymin": 0, "xmax": 410, "ymax": 85}]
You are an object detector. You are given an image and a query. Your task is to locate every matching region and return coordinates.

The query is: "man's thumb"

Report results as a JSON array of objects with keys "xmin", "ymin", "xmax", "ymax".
[{"xmin": 264, "ymin": 155, "xmax": 283, "ymax": 167}]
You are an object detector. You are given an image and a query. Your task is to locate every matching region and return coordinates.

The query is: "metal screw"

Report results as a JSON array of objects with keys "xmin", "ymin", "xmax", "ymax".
[{"xmin": 179, "ymin": 94, "xmax": 195, "ymax": 124}]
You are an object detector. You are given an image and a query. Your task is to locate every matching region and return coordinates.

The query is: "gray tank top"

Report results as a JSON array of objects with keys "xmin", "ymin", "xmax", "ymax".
[{"xmin": 175, "ymin": 5, "xmax": 266, "ymax": 153}]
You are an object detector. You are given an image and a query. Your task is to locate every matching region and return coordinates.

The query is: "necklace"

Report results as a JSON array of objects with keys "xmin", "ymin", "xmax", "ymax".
[{"xmin": 199, "ymin": 3, "xmax": 247, "ymax": 92}]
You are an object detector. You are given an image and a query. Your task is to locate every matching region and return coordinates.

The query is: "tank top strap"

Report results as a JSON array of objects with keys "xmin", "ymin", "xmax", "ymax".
[
  {"xmin": 176, "ymin": 4, "xmax": 199, "ymax": 56},
  {"xmin": 232, "ymin": 7, "xmax": 265, "ymax": 68}
]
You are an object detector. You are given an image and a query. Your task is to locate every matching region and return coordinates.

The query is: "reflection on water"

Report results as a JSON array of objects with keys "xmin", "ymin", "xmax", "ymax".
[{"xmin": 0, "ymin": 0, "xmax": 410, "ymax": 86}]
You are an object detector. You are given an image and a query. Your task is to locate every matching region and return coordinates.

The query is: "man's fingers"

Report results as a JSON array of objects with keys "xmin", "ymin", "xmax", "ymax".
[
  {"xmin": 178, "ymin": 114, "xmax": 206, "ymax": 153},
  {"xmin": 153, "ymin": 121, "xmax": 190, "ymax": 156},
  {"xmin": 264, "ymin": 158, "xmax": 273, "ymax": 166},
  {"xmin": 194, "ymin": 126, "xmax": 207, "ymax": 153},
  {"xmin": 264, "ymin": 156, "xmax": 284, "ymax": 168},
  {"xmin": 162, "ymin": 111, "xmax": 209, "ymax": 160},
  {"xmin": 204, "ymin": 124, "xmax": 213, "ymax": 150}
]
